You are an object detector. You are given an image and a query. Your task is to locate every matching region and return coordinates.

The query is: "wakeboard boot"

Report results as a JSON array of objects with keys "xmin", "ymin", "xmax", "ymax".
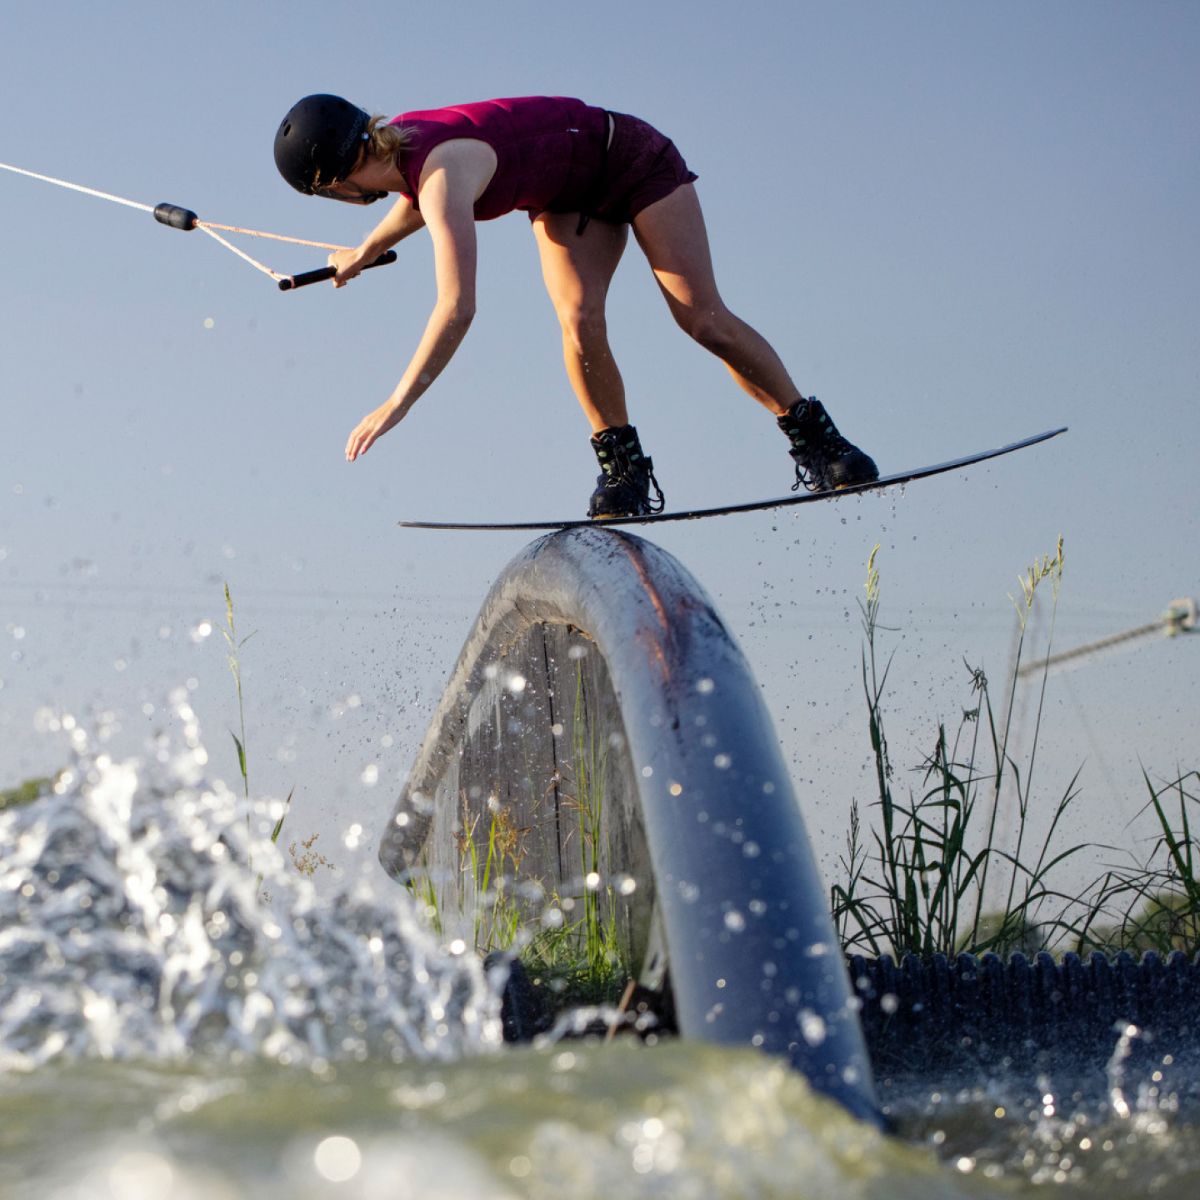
[
  {"xmin": 587, "ymin": 424, "xmax": 666, "ymax": 519},
  {"xmin": 777, "ymin": 396, "xmax": 879, "ymax": 492}
]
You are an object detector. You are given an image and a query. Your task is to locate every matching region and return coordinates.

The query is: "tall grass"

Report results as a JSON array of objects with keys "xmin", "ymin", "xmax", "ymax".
[
  {"xmin": 833, "ymin": 539, "xmax": 1095, "ymax": 959},
  {"xmin": 429, "ymin": 656, "xmax": 626, "ymax": 1006},
  {"xmin": 222, "ymin": 583, "xmax": 254, "ymax": 807},
  {"xmin": 1079, "ymin": 769, "xmax": 1200, "ymax": 955},
  {"xmin": 221, "ymin": 583, "xmax": 299, "ymax": 865},
  {"xmin": 833, "ymin": 541, "xmax": 1200, "ymax": 962},
  {"xmin": 454, "ymin": 799, "xmax": 528, "ymax": 953},
  {"xmin": 567, "ymin": 661, "xmax": 623, "ymax": 985}
]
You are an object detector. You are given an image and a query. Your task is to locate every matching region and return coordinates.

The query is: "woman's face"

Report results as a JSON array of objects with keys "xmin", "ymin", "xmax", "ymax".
[
  {"xmin": 314, "ymin": 151, "xmax": 388, "ymax": 204},
  {"xmin": 314, "ymin": 177, "xmax": 387, "ymax": 204}
]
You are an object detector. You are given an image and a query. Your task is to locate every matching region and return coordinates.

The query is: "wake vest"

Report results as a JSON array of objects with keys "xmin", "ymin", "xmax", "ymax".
[{"xmin": 390, "ymin": 97, "xmax": 609, "ymax": 221}]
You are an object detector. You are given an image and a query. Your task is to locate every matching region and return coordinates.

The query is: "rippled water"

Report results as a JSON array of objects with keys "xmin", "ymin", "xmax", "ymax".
[{"xmin": 2, "ymin": 703, "xmax": 1198, "ymax": 1199}]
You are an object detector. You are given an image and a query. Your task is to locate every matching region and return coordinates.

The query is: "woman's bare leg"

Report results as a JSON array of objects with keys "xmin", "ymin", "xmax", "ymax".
[
  {"xmin": 632, "ymin": 183, "xmax": 802, "ymax": 417},
  {"xmin": 532, "ymin": 212, "xmax": 629, "ymax": 432}
]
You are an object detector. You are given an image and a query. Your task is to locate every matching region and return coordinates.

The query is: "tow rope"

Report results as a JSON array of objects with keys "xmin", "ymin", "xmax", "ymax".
[{"xmin": 0, "ymin": 160, "xmax": 395, "ymax": 291}]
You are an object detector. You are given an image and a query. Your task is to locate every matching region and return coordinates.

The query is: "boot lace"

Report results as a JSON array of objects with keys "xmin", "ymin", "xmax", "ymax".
[
  {"xmin": 780, "ymin": 397, "xmax": 855, "ymax": 493},
  {"xmin": 599, "ymin": 444, "xmax": 666, "ymax": 514},
  {"xmin": 789, "ymin": 429, "xmax": 857, "ymax": 493}
]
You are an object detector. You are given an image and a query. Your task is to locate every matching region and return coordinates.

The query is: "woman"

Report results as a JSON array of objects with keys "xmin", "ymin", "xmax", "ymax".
[{"xmin": 273, "ymin": 94, "xmax": 877, "ymax": 518}]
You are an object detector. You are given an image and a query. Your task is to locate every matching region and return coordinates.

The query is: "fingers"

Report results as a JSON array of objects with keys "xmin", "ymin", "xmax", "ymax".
[
  {"xmin": 327, "ymin": 249, "xmax": 363, "ymax": 289},
  {"xmin": 345, "ymin": 423, "xmax": 375, "ymax": 461},
  {"xmin": 345, "ymin": 403, "xmax": 399, "ymax": 461},
  {"xmin": 345, "ymin": 414, "xmax": 368, "ymax": 460}
]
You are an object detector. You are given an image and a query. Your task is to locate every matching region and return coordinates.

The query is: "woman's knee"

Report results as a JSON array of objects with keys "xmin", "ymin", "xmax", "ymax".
[
  {"xmin": 675, "ymin": 303, "xmax": 739, "ymax": 355},
  {"xmin": 557, "ymin": 300, "xmax": 610, "ymax": 353}
]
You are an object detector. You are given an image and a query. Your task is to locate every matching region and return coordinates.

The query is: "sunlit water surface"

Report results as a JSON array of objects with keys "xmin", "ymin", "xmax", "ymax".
[{"xmin": 2, "ymin": 704, "xmax": 1198, "ymax": 1199}]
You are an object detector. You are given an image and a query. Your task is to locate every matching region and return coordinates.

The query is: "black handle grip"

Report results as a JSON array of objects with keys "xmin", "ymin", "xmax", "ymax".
[
  {"xmin": 278, "ymin": 250, "xmax": 398, "ymax": 292},
  {"xmin": 154, "ymin": 202, "xmax": 199, "ymax": 231}
]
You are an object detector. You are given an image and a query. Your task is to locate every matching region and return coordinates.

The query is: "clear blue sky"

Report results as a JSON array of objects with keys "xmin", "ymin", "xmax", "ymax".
[{"xmin": 1, "ymin": 2, "xmax": 1196, "ymax": 896}]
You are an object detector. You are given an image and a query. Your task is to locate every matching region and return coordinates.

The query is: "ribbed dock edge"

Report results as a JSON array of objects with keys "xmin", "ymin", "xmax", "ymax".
[{"xmin": 849, "ymin": 950, "xmax": 1200, "ymax": 1074}]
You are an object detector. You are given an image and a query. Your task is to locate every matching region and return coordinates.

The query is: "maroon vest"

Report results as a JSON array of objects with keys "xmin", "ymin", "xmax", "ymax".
[{"xmin": 390, "ymin": 96, "xmax": 609, "ymax": 220}]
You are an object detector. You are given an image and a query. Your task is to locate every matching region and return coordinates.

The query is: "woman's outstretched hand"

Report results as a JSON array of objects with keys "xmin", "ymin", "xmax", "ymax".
[{"xmin": 345, "ymin": 399, "xmax": 403, "ymax": 461}]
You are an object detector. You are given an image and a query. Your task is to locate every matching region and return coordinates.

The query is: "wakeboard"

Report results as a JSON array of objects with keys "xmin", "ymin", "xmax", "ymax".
[{"xmin": 398, "ymin": 426, "xmax": 1067, "ymax": 532}]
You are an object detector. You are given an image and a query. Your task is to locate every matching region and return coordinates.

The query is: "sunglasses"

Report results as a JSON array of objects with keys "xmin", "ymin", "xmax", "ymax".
[{"xmin": 312, "ymin": 180, "xmax": 388, "ymax": 205}]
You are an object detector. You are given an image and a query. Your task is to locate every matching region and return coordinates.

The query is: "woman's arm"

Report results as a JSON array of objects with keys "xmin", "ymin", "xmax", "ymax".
[
  {"xmin": 329, "ymin": 195, "xmax": 426, "ymax": 285},
  {"xmin": 344, "ymin": 141, "xmax": 495, "ymax": 462}
]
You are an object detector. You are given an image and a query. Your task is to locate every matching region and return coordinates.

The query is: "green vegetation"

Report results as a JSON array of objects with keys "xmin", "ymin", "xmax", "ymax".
[
  {"xmin": 565, "ymin": 661, "xmax": 624, "ymax": 990},
  {"xmin": 832, "ymin": 540, "xmax": 1200, "ymax": 962},
  {"xmin": 223, "ymin": 584, "xmax": 258, "ymax": 812},
  {"xmin": 422, "ymin": 655, "xmax": 628, "ymax": 1008},
  {"xmin": 222, "ymin": 583, "xmax": 314, "ymax": 876},
  {"xmin": 453, "ymin": 800, "xmax": 528, "ymax": 953},
  {"xmin": 1079, "ymin": 769, "xmax": 1200, "ymax": 956},
  {"xmin": 519, "ymin": 912, "xmax": 627, "ymax": 1009},
  {"xmin": 0, "ymin": 776, "xmax": 52, "ymax": 812},
  {"xmin": 419, "ymin": 792, "xmax": 626, "ymax": 1008}
]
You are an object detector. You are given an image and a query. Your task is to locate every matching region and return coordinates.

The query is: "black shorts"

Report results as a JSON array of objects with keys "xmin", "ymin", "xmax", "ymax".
[
  {"xmin": 530, "ymin": 111, "xmax": 699, "ymax": 228},
  {"xmin": 592, "ymin": 112, "xmax": 698, "ymax": 223}
]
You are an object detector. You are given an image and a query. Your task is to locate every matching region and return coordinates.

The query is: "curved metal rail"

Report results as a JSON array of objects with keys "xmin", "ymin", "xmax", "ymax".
[{"xmin": 379, "ymin": 527, "xmax": 881, "ymax": 1124}]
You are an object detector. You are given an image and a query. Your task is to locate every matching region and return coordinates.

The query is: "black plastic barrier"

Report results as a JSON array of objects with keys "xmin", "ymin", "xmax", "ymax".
[{"xmin": 849, "ymin": 949, "xmax": 1200, "ymax": 1076}]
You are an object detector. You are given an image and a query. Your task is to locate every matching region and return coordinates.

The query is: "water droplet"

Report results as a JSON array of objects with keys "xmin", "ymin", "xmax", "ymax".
[
  {"xmin": 799, "ymin": 1009, "xmax": 827, "ymax": 1046},
  {"xmin": 313, "ymin": 1136, "xmax": 361, "ymax": 1183}
]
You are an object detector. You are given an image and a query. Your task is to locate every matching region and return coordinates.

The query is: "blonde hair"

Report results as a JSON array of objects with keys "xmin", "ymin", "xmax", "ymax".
[
  {"xmin": 365, "ymin": 114, "xmax": 415, "ymax": 168},
  {"xmin": 310, "ymin": 114, "xmax": 414, "ymax": 189}
]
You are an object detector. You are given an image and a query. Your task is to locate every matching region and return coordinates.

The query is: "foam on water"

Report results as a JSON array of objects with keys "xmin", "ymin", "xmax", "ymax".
[{"xmin": 0, "ymin": 694, "xmax": 502, "ymax": 1071}]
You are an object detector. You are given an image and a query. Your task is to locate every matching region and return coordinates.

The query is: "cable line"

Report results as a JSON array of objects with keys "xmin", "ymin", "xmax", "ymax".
[
  {"xmin": 0, "ymin": 160, "xmax": 396, "ymax": 290},
  {"xmin": 1016, "ymin": 597, "xmax": 1197, "ymax": 678}
]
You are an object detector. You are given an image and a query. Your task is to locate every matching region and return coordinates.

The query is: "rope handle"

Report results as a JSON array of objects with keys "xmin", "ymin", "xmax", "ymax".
[
  {"xmin": 1, "ymin": 162, "xmax": 377, "ymax": 285},
  {"xmin": 278, "ymin": 251, "xmax": 398, "ymax": 291}
]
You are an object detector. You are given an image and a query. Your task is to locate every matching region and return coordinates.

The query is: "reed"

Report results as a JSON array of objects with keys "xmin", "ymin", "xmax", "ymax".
[
  {"xmin": 222, "ymin": 583, "xmax": 253, "ymax": 806},
  {"xmin": 832, "ymin": 540, "xmax": 1093, "ymax": 959},
  {"xmin": 221, "ymin": 583, "xmax": 295, "ymax": 858}
]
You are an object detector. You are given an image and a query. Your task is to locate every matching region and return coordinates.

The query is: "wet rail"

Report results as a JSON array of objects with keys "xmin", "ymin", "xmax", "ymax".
[{"xmin": 379, "ymin": 527, "xmax": 881, "ymax": 1124}]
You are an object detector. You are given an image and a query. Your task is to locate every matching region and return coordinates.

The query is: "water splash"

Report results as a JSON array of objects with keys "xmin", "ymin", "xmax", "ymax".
[
  {"xmin": 0, "ymin": 696, "xmax": 502, "ymax": 1072},
  {"xmin": 1105, "ymin": 1022, "xmax": 1183, "ymax": 1133},
  {"xmin": 1107, "ymin": 1021, "xmax": 1144, "ymax": 1121}
]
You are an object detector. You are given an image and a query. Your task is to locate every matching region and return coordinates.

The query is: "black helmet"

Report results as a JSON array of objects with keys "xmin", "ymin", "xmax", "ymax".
[{"xmin": 274, "ymin": 94, "xmax": 370, "ymax": 195}]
